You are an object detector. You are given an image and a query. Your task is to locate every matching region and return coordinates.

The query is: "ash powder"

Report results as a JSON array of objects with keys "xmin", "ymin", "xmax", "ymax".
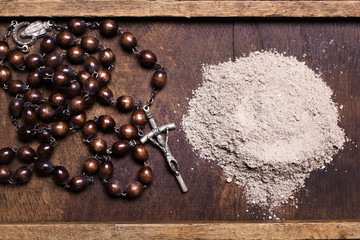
[{"xmin": 181, "ymin": 51, "xmax": 345, "ymax": 210}]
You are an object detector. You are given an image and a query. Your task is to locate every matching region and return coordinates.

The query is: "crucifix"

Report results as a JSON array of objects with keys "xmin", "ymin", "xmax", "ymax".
[{"xmin": 140, "ymin": 105, "xmax": 188, "ymax": 193}]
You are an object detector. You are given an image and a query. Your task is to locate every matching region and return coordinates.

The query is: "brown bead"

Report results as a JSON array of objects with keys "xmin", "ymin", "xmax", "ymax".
[
  {"xmin": 125, "ymin": 181, "xmax": 143, "ymax": 198},
  {"xmin": 67, "ymin": 46, "xmax": 85, "ymax": 64},
  {"xmin": 9, "ymin": 98, "xmax": 24, "ymax": 118},
  {"xmin": 0, "ymin": 41, "xmax": 10, "ymax": 60},
  {"xmin": 44, "ymin": 52, "xmax": 63, "ymax": 68},
  {"xmin": 69, "ymin": 113, "xmax": 86, "ymax": 129},
  {"xmin": 120, "ymin": 32, "xmax": 137, "ymax": 52},
  {"xmin": 17, "ymin": 125, "xmax": 33, "ymax": 142},
  {"xmin": 84, "ymin": 56, "xmax": 99, "ymax": 73},
  {"xmin": 52, "ymin": 72, "xmax": 70, "ymax": 86},
  {"xmin": 82, "ymin": 120, "xmax": 97, "ymax": 139},
  {"xmin": 116, "ymin": 96, "xmax": 134, "ymax": 112},
  {"xmin": 151, "ymin": 70, "xmax": 167, "ymax": 89},
  {"xmin": 68, "ymin": 96, "xmax": 85, "ymax": 114},
  {"xmin": 67, "ymin": 19, "xmax": 86, "ymax": 36},
  {"xmin": 0, "ymin": 147, "xmax": 14, "ymax": 164},
  {"xmin": 49, "ymin": 92, "xmax": 67, "ymax": 107},
  {"xmin": 83, "ymin": 76, "xmax": 100, "ymax": 95},
  {"xmin": 96, "ymin": 115, "xmax": 115, "ymax": 132},
  {"xmin": 100, "ymin": 19, "xmax": 118, "ymax": 37},
  {"xmin": 41, "ymin": 35, "xmax": 56, "ymax": 53},
  {"xmin": 40, "ymin": 67, "xmax": 55, "ymax": 84},
  {"xmin": 99, "ymin": 48, "xmax": 115, "ymax": 67},
  {"xmin": 131, "ymin": 109, "xmax": 147, "ymax": 126},
  {"xmin": 14, "ymin": 166, "xmax": 32, "ymax": 184},
  {"xmin": 98, "ymin": 86, "xmax": 113, "ymax": 105},
  {"xmin": 24, "ymin": 53, "xmax": 43, "ymax": 70},
  {"xmin": 97, "ymin": 69, "xmax": 111, "ymax": 85},
  {"xmin": 85, "ymin": 94, "xmax": 97, "ymax": 109},
  {"xmin": 22, "ymin": 107, "xmax": 38, "ymax": 125},
  {"xmin": 27, "ymin": 70, "xmax": 42, "ymax": 88},
  {"xmin": 53, "ymin": 106, "xmax": 67, "ymax": 122},
  {"xmin": 99, "ymin": 161, "xmax": 113, "ymax": 180},
  {"xmin": 53, "ymin": 166, "xmax": 69, "ymax": 185},
  {"xmin": 56, "ymin": 64, "xmax": 74, "ymax": 78},
  {"xmin": 139, "ymin": 50, "xmax": 157, "ymax": 68},
  {"xmin": 8, "ymin": 49, "xmax": 24, "ymax": 68},
  {"xmin": 7, "ymin": 80, "xmax": 26, "ymax": 95},
  {"xmin": 17, "ymin": 146, "xmax": 36, "ymax": 164},
  {"xmin": 112, "ymin": 140, "xmax": 130, "ymax": 157},
  {"xmin": 119, "ymin": 124, "xmax": 138, "ymax": 140},
  {"xmin": 24, "ymin": 89, "xmax": 43, "ymax": 104},
  {"xmin": 37, "ymin": 103, "xmax": 54, "ymax": 122},
  {"xmin": 35, "ymin": 160, "xmax": 54, "ymax": 176},
  {"xmin": 132, "ymin": 144, "xmax": 148, "ymax": 163},
  {"xmin": 36, "ymin": 124, "xmax": 52, "ymax": 143},
  {"xmin": 77, "ymin": 71, "xmax": 91, "ymax": 85},
  {"xmin": 83, "ymin": 157, "xmax": 99, "ymax": 175},
  {"xmin": 81, "ymin": 36, "xmax": 99, "ymax": 53},
  {"xmin": 106, "ymin": 180, "xmax": 122, "ymax": 197},
  {"xmin": 50, "ymin": 121, "xmax": 69, "ymax": 138},
  {"xmin": 89, "ymin": 137, "xmax": 107, "ymax": 154},
  {"xmin": 138, "ymin": 166, "xmax": 153, "ymax": 185},
  {"xmin": 0, "ymin": 65, "xmax": 11, "ymax": 84},
  {"xmin": 69, "ymin": 176, "xmax": 88, "ymax": 192},
  {"xmin": 56, "ymin": 30, "xmax": 76, "ymax": 48},
  {"xmin": 0, "ymin": 165, "xmax": 11, "ymax": 183},
  {"xmin": 36, "ymin": 143, "xmax": 53, "ymax": 160}
]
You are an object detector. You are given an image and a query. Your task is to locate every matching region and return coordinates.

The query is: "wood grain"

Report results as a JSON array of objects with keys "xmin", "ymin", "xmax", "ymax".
[{"xmin": 0, "ymin": 0, "xmax": 360, "ymax": 17}]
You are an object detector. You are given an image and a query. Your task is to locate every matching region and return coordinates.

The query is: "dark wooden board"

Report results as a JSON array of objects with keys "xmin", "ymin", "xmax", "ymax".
[{"xmin": 0, "ymin": 19, "xmax": 359, "ymax": 224}]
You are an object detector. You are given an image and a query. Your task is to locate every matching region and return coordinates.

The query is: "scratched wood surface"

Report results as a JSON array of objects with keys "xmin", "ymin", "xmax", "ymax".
[{"xmin": 0, "ymin": 19, "xmax": 359, "ymax": 232}]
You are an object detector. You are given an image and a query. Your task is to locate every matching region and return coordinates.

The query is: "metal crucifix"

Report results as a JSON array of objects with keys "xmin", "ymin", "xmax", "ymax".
[{"xmin": 140, "ymin": 105, "xmax": 188, "ymax": 193}]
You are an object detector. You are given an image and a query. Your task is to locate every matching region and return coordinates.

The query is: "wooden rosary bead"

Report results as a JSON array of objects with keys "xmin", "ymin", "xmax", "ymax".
[
  {"xmin": 67, "ymin": 46, "xmax": 85, "ymax": 64},
  {"xmin": 44, "ymin": 52, "xmax": 63, "ymax": 68},
  {"xmin": 82, "ymin": 120, "xmax": 97, "ymax": 139},
  {"xmin": 50, "ymin": 121, "xmax": 69, "ymax": 138},
  {"xmin": 69, "ymin": 176, "xmax": 88, "ymax": 192},
  {"xmin": 36, "ymin": 125, "xmax": 52, "ymax": 143},
  {"xmin": 22, "ymin": 107, "xmax": 38, "ymax": 125},
  {"xmin": 8, "ymin": 49, "xmax": 24, "ymax": 68},
  {"xmin": 116, "ymin": 96, "xmax": 134, "ymax": 112},
  {"xmin": 83, "ymin": 76, "xmax": 100, "ymax": 95},
  {"xmin": 138, "ymin": 50, "xmax": 157, "ymax": 68},
  {"xmin": 151, "ymin": 70, "xmax": 167, "ymax": 89},
  {"xmin": 138, "ymin": 166, "xmax": 153, "ymax": 185},
  {"xmin": 56, "ymin": 30, "xmax": 76, "ymax": 48},
  {"xmin": 106, "ymin": 180, "xmax": 122, "ymax": 197},
  {"xmin": 0, "ymin": 65, "xmax": 12, "ymax": 84},
  {"xmin": 27, "ymin": 70, "xmax": 42, "ymax": 88},
  {"xmin": 77, "ymin": 71, "xmax": 91, "ymax": 85},
  {"xmin": 9, "ymin": 98, "xmax": 24, "ymax": 118},
  {"xmin": 100, "ymin": 19, "xmax": 118, "ymax": 37},
  {"xmin": 69, "ymin": 113, "xmax": 86, "ymax": 129},
  {"xmin": 40, "ymin": 67, "xmax": 55, "ymax": 84},
  {"xmin": 53, "ymin": 166, "xmax": 69, "ymax": 185},
  {"xmin": 53, "ymin": 106, "xmax": 67, "ymax": 122},
  {"xmin": 68, "ymin": 96, "xmax": 86, "ymax": 114},
  {"xmin": 49, "ymin": 92, "xmax": 67, "ymax": 107},
  {"xmin": 17, "ymin": 125, "xmax": 33, "ymax": 142},
  {"xmin": 84, "ymin": 94, "xmax": 97, "ymax": 109},
  {"xmin": 0, "ymin": 147, "xmax": 14, "ymax": 164},
  {"xmin": 98, "ymin": 86, "xmax": 113, "ymax": 105},
  {"xmin": 38, "ymin": 103, "xmax": 54, "ymax": 122},
  {"xmin": 81, "ymin": 36, "xmax": 99, "ymax": 53},
  {"xmin": 56, "ymin": 65, "xmax": 74, "ymax": 78},
  {"xmin": 132, "ymin": 144, "xmax": 148, "ymax": 163},
  {"xmin": 83, "ymin": 157, "xmax": 99, "ymax": 175},
  {"xmin": 131, "ymin": 109, "xmax": 147, "ymax": 126},
  {"xmin": 89, "ymin": 137, "xmax": 107, "ymax": 154},
  {"xmin": 119, "ymin": 124, "xmax": 138, "ymax": 140},
  {"xmin": 67, "ymin": 19, "xmax": 86, "ymax": 36},
  {"xmin": 24, "ymin": 53, "xmax": 43, "ymax": 70},
  {"xmin": 99, "ymin": 161, "xmax": 113, "ymax": 180},
  {"xmin": 112, "ymin": 140, "xmax": 130, "ymax": 157},
  {"xmin": 14, "ymin": 166, "xmax": 32, "ymax": 184},
  {"xmin": 0, "ymin": 41, "xmax": 10, "ymax": 60},
  {"xmin": 120, "ymin": 32, "xmax": 137, "ymax": 52},
  {"xmin": 35, "ymin": 160, "xmax": 54, "ymax": 176},
  {"xmin": 40, "ymin": 35, "xmax": 56, "ymax": 53},
  {"xmin": 0, "ymin": 165, "xmax": 11, "ymax": 183},
  {"xmin": 99, "ymin": 48, "xmax": 115, "ymax": 67},
  {"xmin": 52, "ymin": 72, "xmax": 70, "ymax": 87},
  {"xmin": 97, "ymin": 69, "xmax": 111, "ymax": 85},
  {"xmin": 96, "ymin": 115, "xmax": 115, "ymax": 132},
  {"xmin": 84, "ymin": 56, "xmax": 99, "ymax": 73},
  {"xmin": 125, "ymin": 181, "xmax": 143, "ymax": 198},
  {"xmin": 7, "ymin": 80, "xmax": 26, "ymax": 95},
  {"xmin": 17, "ymin": 146, "xmax": 36, "ymax": 164},
  {"xmin": 36, "ymin": 143, "xmax": 53, "ymax": 160},
  {"xmin": 24, "ymin": 89, "xmax": 43, "ymax": 104}
]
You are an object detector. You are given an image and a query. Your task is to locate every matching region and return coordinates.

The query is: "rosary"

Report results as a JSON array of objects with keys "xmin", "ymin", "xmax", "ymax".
[{"xmin": 0, "ymin": 19, "xmax": 187, "ymax": 198}]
